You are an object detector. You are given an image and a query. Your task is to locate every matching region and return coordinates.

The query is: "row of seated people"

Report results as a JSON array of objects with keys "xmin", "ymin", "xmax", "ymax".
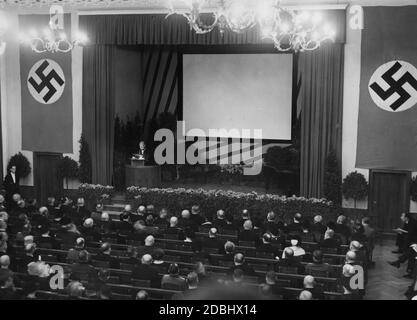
[
  {"xmin": 0, "ymin": 244, "xmax": 358, "ymax": 300},
  {"xmin": 0, "ymin": 194, "xmax": 371, "ymax": 299}
]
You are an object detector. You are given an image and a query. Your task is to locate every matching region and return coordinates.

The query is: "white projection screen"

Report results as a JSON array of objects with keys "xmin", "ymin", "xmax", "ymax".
[{"xmin": 182, "ymin": 53, "xmax": 293, "ymax": 140}]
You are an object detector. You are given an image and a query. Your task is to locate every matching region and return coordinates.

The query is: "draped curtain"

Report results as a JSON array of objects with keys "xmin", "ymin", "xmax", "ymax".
[
  {"xmin": 298, "ymin": 44, "xmax": 344, "ymax": 198},
  {"xmin": 81, "ymin": 13, "xmax": 345, "ymax": 191},
  {"xmin": 82, "ymin": 45, "xmax": 115, "ymax": 185}
]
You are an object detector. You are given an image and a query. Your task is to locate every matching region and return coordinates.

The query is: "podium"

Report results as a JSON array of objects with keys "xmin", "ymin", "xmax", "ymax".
[
  {"xmin": 125, "ymin": 158, "xmax": 161, "ymax": 188},
  {"xmin": 131, "ymin": 158, "xmax": 145, "ymax": 167}
]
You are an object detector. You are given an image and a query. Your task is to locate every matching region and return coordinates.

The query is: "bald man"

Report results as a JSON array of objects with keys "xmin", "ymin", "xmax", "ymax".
[
  {"xmin": 0, "ymin": 255, "xmax": 13, "ymax": 284},
  {"xmin": 238, "ymin": 220, "xmax": 259, "ymax": 245},
  {"xmin": 136, "ymin": 290, "xmax": 149, "ymax": 300},
  {"xmin": 165, "ymin": 216, "xmax": 182, "ymax": 239},
  {"xmin": 178, "ymin": 209, "xmax": 193, "ymax": 230},
  {"xmin": 299, "ymin": 290, "xmax": 313, "ymax": 300},
  {"xmin": 276, "ymin": 247, "xmax": 305, "ymax": 274},
  {"xmin": 131, "ymin": 254, "xmax": 160, "ymax": 287},
  {"xmin": 303, "ymin": 275, "xmax": 324, "ymax": 300},
  {"xmin": 228, "ymin": 253, "xmax": 256, "ymax": 277}
]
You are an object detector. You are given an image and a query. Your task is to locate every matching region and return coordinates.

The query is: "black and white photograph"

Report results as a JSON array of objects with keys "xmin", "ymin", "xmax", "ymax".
[{"xmin": 0, "ymin": 0, "xmax": 416, "ymax": 306}]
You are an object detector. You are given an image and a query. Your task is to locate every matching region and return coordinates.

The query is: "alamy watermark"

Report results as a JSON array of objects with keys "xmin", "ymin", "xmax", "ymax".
[{"xmin": 153, "ymin": 121, "xmax": 264, "ymax": 176}]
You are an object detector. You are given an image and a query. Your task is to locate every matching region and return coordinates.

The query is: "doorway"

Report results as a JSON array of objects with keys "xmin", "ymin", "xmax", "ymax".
[
  {"xmin": 34, "ymin": 152, "xmax": 63, "ymax": 205},
  {"xmin": 369, "ymin": 170, "xmax": 410, "ymax": 231}
]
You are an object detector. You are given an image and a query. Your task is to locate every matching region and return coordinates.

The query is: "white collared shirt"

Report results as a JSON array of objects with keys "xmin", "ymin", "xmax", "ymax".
[{"xmin": 11, "ymin": 172, "xmax": 16, "ymax": 184}]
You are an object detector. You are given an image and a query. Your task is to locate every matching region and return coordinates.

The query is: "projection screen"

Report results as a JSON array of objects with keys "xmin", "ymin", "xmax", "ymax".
[{"xmin": 182, "ymin": 53, "xmax": 293, "ymax": 140}]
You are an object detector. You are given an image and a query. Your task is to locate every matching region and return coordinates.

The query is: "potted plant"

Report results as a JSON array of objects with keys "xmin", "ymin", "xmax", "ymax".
[
  {"xmin": 78, "ymin": 134, "xmax": 92, "ymax": 183},
  {"xmin": 58, "ymin": 156, "xmax": 79, "ymax": 190},
  {"xmin": 342, "ymin": 171, "xmax": 368, "ymax": 208}
]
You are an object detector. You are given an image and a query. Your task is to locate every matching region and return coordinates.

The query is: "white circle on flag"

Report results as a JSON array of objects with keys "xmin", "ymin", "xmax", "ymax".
[
  {"xmin": 27, "ymin": 59, "xmax": 65, "ymax": 105},
  {"xmin": 368, "ymin": 60, "xmax": 417, "ymax": 112}
]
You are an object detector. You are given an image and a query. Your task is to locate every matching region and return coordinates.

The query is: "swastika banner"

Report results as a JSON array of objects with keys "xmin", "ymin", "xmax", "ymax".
[
  {"xmin": 19, "ymin": 14, "xmax": 73, "ymax": 153},
  {"xmin": 356, "ymin": 6, "xmax": 417, "ymax": 170}
]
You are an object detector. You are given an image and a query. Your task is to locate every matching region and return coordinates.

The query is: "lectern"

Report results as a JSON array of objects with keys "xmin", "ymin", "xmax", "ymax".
[
  {"xmin": 131, "ymin": 158, "xmax": 145, "ymax": 167},
  {"xmin": 125, "ymin": 158, "xmax": 161, "ymax": 188}
]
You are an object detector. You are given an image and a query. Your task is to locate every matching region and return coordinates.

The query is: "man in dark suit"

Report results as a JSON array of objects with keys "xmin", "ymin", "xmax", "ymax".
[
  {"xmin": 238, "ymin": 220, "xmax": 259, "ymax": 245},
  {"xmin": 202, "ymin": 228, "xmax": 224, "ymax": 252},
  {"xmin": 131, "ymin": 254, "xmax": 160, "ymax": 287},
  {"xmin": 276, "ymin": 248, "xmax": 305, "ymax": 274},
  {"xmin": 319, "ymin": 229, "xmax": 340, "ymax": 251},
  {"xmin": 3, "ymin": 166, "xmax": 19, "ymax": 209},
  {"xmin": 94, "ymin": 242, "xmax": 120, "ymax": 269},
  {"xmin": 303, "ymin": 275, "xmax": 325, "ymax": 300},
  {"xmin": 69, "ymin": 250, "xmax": 97, "ymax": 283},
  {"xmin": 257, "ymin": 233, "xmax": 280, "ymax": 259},
  {"xmin": 305, "ymin": 250, "xmax": 331, "ymax": 276},
  {"xmin": 389, "ymin": 214, "xmax": 417, "ymax": 277},
  {"xmin": 228, "ymin": 253, "xmax": 256, "ymax": 277}
]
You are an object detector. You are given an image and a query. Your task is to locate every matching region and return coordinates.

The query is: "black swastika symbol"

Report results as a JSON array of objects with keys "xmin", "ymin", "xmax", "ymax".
[
  {"xmin": 370, "ymin": 61, "xmax": 417, "ymax": 111},
  {"xmin": 28, "ymin": 60, "xmax": 65, "ymax": 103}
]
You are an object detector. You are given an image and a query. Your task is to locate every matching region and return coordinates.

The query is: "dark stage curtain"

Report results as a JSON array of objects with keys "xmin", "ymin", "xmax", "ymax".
[
  {"xmin": 80, "ymin": 12, "xmax": 346, "ymax": 46},
  {"xmin": 82, "ymin": 45, "xmax": 116, "ymax": 185},
  {"xmin": 298, "ymin": 43, "xmax": 344, "ymax": 198}
]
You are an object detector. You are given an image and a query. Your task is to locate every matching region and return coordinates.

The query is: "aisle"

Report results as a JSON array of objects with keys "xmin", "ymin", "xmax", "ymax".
[{"xmin": 365, "ymin": 241, "xmax": 411, "ymax": 300}]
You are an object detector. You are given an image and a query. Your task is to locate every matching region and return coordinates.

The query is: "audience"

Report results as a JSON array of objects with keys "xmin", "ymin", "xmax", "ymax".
[{"xmin": 0, "ymin": 191, "xmax": 377, "ymax": 300}]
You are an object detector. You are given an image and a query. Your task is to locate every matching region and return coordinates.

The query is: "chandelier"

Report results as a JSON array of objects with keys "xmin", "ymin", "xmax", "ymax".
[
  {"xmin": 20, "ymin": 20, "xmax": 88, "ymax": 53},
  {"xmin": 167, "ymin": 0, "xmax": 335, "ymax": 52}
]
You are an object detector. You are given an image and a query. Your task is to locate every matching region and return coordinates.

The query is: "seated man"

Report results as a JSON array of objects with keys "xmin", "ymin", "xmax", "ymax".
[
  {"xmin": 161, "ymin": 263, "xmax": 187, "ymax": 291},
  {"xmin": 257, "ymin": 233, "xmax": 280, "ymax": 259},
  {"xmin": 190, "ymin": 205, "xmax": 205, "ymax": 230},
  {"xmin": 66, "ymin": 237, "xmax": 86, "ymax": 264},
  {"xmin": 154, "ymin": 208, "xmax": 169, "ymax": 227},
  {"xmin": 233, "ymin": 209, "xmax": 251, "ymax": 230},
  {"xmin": 286, "ymin": 213, "xmax": 304, "ymax": 235},
  {"xmin": 298, "ymin": 290, "xmax": 313, "ymax": 300},
  {"xmin": 276, "ymin": 248, "xmax": 305, "ymax": 274},
  {"xmin": 305, "ymin": 250, "xmax": 331, "ymax": 276},
  {"xmin": 165, "ymin": 217, "xmax": 183, "ymax": 239},
  {"xmin": 311, "ymin": 215, "xmax": 327, "ymax": 242},
  {"xmin": 38, "ymin": 224, "xmax": 59, "ymax": 249},
  {"xmin": 261, "ymin": 270, "xmax": 283, "ymax": 297},
  {"xmin": 223, "ymin": 241, "xmax": 236, "ymax": 259},
  {"xmin": 202, "ymin": 228, "xmax": 223, "ymax": 252},
  {"xmin": 80, "ymin": 218, "xmax": 100, "ymax": 242},
  {"xmin": 320, "ymin": 229, "xmax": 340, "ymax": 250},
  {"xmin": 178, "ymin": 210, "xmax": 194, "ymax": 230},
  {"xmin": 132, "ymin": 254, "xmax": 160, "ymax": 288},
  {"xmin": 57, "ymin": 218, "xmax": 81, "ymax": 246},
  {"xmin": 238, "ymin": 220, "xmax": 259, "ymax": 245},
  {"xmin": 70, "ymin": 250, "xmax": 97, "ymax": 283},
  {"xmin": 94, "ymin": 242, "xmax": 120, "ymax": 269},
  {"xmin": 213, "ymin": 210, "xmax": 231, "ymax": 229},
  {"xmin": 0, "ymin": 256, "xmax": 14, "ymax": 286},
  {"xmin": 263, "ymin": 211, "xmax": 282, "ymax": 237},
  {"xmin": 228, "ymin": 253, "xmax": 256, "ymax": 277},
  {"xmin": 303, "ymin": 275, "xmax": 324, "ymax": 300}
]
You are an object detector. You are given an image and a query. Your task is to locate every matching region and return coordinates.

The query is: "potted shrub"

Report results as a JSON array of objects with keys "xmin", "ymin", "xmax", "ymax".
[
  {"xmin": 342, "ymin": 171, "xmax": 368, "ymax": 208},
  {"xmin": 78, "ymin": 134, "xmax": 92, "ymax": 183},
  {"xmin": 58, "ymin": 156, "xmax": 79, "ymax": 190}
]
